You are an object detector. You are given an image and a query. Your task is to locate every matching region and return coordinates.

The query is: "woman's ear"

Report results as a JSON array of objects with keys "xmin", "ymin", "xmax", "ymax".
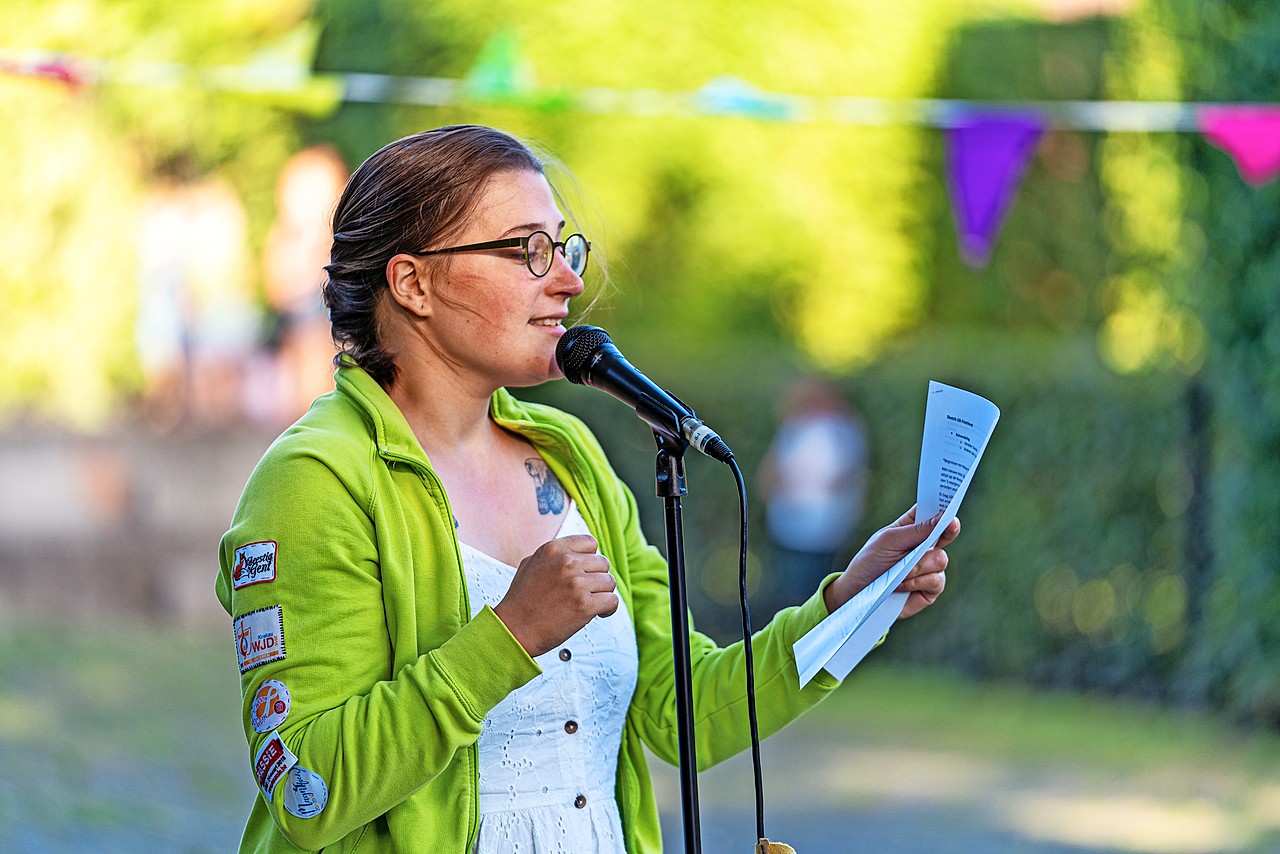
[{"xmin": 385, "ymin": 254, "xmax": 433, "ymax": 317}]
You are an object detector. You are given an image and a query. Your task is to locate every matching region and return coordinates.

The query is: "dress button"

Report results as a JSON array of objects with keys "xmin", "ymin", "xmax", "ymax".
[
  {"xmin": 564, "ymin": 720, "xmax": 578, "ymax": 734},
  {"xmin": 559, "ymin": 648, "xmax": 572, "ymax": 661},
  {"xmin": 574, "ymin": 794, "xmax": 587, "ymax": 809}
]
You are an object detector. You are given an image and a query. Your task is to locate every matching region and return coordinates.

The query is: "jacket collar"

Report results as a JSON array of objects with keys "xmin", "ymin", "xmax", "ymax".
[
  {"xmin": 332, "ymin": 356, "xmax": 608, "ymax": 577},
  {"xmin": 333, "ymin": 356, "xmax": 565, "ymax": 466},
  {"xmin": 333, "ymin": 356, "xmax": 424, "ymax": 462}
]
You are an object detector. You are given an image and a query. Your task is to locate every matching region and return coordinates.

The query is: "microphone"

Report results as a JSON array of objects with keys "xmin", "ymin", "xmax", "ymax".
[{"xmin": 555, "ymin": 325, "xmax": 734, "ymax": 463}]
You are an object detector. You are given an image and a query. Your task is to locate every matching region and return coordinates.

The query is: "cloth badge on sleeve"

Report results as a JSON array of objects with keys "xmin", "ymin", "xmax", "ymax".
[
  {"xmin": 235, "ymin": 605, "xmax": 286, "ymax": 673},
  {"xmin": 254, "ymin": 731, "xmax": 298, "ymax": 799},
  {"xmin": 284, "ymin": 766, "xmax": 330, "ymax": 818},
  {"xmin": 250, "ymin": 679, "xmax": 291, "ymax": 733},
  {"xmin": 233, "ymin": 540, "xmax": 278, "ymax": 589}
]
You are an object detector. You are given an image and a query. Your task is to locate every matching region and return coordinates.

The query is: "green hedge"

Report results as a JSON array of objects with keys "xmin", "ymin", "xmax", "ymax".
[
  {"xmin": 1164, "ymin": 0, "xmax": 1280, "ymax": 723},
  {"xmin": 848, "ymin": 332, "xmax": 1194, "ymax": 699}
]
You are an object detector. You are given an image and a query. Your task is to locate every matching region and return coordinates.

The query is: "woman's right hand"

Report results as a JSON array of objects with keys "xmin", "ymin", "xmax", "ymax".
[{"xmin": 494, "ymin": 534, "xmax": 619, "ymax": 657}]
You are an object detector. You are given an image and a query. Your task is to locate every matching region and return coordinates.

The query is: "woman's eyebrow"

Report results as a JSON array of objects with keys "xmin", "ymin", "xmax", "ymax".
[{"xmin": 500, "ymin": 220, "xmax": 566, "ymax": 237}]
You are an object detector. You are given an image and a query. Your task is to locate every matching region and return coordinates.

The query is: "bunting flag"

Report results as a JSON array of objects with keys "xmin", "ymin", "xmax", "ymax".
[
  {"xmin": 944, "ymin": 110, "xmax": 1047, "ymax": 268},
  {"xmin": 1197, "ymin": 106, "xmax": 1280, "ymax": 186},
  {"xmin": 2, "ymin": 44, "xmax": 1277, "ymax": 265},
  {"xmin": 460, "ymin": 29, "xmax": 534, "ymax": 102},
  {"xmin": 458, "ymin": 30, "xmax": 573, "ymax": 113},
  {"xmin": 0, "ymin": 52, "xmax": 89, "ymax": 88},
  {"xmin": 696, "ymin": 76, "xmax": 799, "ymax": 122}
]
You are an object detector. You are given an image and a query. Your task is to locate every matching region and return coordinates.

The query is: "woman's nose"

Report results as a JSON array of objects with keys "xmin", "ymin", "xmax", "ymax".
[{"xmin": 546, "ymin": 250, "xmax": 585, "ymax": 296}]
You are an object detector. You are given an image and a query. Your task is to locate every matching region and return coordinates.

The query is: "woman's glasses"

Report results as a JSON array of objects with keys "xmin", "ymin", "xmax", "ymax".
[{"xmin": 411, "ymin": 231, "xmax": 590, "ymax": 278}]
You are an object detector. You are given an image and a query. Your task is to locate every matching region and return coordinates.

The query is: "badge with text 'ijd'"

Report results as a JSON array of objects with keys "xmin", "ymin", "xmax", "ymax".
[
  {"xmin": 233, "ymin": 540, "xmax": 278, "ymax": 589},
  {"xmin": 235, "ymin": 606, "xmax": 286, "ymax": 673},
  {"xmin": 251, "ymin": 679, "xmax": 291, "ymax": 733}
]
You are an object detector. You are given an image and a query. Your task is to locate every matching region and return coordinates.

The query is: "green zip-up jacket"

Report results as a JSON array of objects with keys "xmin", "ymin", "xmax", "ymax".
[{"xmin": 216, "ymin": 361, "xmax": 842, "ymax": 852}]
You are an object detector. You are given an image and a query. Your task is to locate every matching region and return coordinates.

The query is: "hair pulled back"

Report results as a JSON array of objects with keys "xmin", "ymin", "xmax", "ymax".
[{"xmin": 323, "ymin": 125, "xmax": 545, "ymax": 387}]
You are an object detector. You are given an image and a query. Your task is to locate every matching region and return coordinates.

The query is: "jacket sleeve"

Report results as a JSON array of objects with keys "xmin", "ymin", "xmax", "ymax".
[{"xmin": 216, "ymin": 447, "xmax": 540, "ymax": 850}]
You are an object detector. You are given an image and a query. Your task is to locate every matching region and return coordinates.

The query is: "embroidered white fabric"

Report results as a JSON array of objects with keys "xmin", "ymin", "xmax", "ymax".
[{"xmin": 461, "ymin": 500, "xmax": 638, "ymax": 854}]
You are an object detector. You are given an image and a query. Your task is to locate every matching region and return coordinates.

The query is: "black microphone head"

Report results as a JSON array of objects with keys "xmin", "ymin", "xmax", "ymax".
[{"xmin": 556, "ymin": 325, "xmax": 612, "ymax": 385}]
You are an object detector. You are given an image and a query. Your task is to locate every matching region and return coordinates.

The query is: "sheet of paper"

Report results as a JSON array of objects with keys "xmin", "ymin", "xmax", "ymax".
[{"xmin": 794, "ymin": 381, "xmax": 999, "ymax": 686}]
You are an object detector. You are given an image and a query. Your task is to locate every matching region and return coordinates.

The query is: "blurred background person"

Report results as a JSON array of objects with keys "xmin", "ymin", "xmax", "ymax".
[
  {"xmin": 134, "ymin": 175, "xmax": 263, "ymax": 430},
  {"xmin": 134, "ymin": 179, "xmax": 192, "ymax": 430},
  {"xmin": 761, "ymin": 377, "xmax": 870, "ymax": 613},
  {"xmin": 255, "ymin": 145, "xmax": 347, "ymax": 426}
]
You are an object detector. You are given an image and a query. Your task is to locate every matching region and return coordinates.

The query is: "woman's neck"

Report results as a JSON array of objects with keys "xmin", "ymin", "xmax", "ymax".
[{"xmin": 385, "ymin": 348, "xmax": 501, "ymax": 458}]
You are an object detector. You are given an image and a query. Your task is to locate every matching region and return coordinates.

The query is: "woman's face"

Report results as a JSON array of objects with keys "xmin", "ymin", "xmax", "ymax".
[{"xmin": 421, "ymin": 169, "xmax": 585, "ymax": 389}]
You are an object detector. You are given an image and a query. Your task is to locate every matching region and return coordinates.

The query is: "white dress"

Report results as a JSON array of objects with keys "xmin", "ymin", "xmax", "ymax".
[{"xmin": 461, "ymin": 500, "xmax": 638, "ymax": 854}]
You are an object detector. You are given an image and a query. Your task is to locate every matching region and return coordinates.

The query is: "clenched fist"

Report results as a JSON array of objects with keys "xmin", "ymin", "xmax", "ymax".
[{"xmin": 493, "ymin": 534, "xmax": 620, "ymax": 657}]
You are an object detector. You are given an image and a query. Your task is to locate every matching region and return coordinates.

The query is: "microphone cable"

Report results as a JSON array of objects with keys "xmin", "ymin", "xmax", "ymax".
[{"xmin": 727, "ymin": 457, "xmax": 766, "ymax": 842}]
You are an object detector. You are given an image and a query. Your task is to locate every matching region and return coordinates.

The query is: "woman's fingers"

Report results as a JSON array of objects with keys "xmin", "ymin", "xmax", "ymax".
[
  {"xmin": 873, "ymin": 511, "xmax": 943, "ymax": 556},
  {"xmin": 897, "ymin": 564, "xmax": 947, "ymax": 593},
  {"xmin": 891, "ymin": 504, "xmax": 919, "ymax": 527},
  {"xmin": 496, "ymin": 536, "xmax": 620, "ymax": 656},
  {"xmin": 936, "ymin": 517, "xmax": 961, "ymax": 548},
  {"xmin": 903, "ymin": 542, "xmax": 950, "ymax": 579},
  {"xmin": 898, "ymin": 571, "xmax": 946, "ymax": 619},
  {"xmin": 825, "ymin": 506, "xmax": 962, "ymax": 615}
]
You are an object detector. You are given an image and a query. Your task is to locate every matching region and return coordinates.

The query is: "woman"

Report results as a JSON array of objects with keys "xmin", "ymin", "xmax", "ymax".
[{"xmin": 216, "ymin": 124, "xmax": 957, "ymax": 853}]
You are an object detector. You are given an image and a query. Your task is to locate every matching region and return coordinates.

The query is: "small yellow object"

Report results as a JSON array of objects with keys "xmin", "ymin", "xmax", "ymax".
[{"xmin": 756, "ymin": 839, "xmax": 797, "ymax": 854}]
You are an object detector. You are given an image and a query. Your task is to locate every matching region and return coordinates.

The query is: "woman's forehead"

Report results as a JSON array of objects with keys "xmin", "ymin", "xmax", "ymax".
[{"xmin": 468, "ymin": 169, "xmax": 563, "ymax": 232}]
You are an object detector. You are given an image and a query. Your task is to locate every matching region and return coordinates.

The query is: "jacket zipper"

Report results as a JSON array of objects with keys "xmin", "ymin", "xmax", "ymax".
[
  {"xmin": 380, "ymin": 418, "xmax": 608, "ymax": 852},
  {"xmin": 378, "ymin": 448, "xmax": 481, "ymax": 851}
]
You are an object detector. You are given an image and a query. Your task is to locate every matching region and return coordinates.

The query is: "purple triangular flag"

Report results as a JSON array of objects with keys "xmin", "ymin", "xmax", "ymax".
[{"xmin": 945, "ymin": 110, "xmax": 1047, "ymax": 268}]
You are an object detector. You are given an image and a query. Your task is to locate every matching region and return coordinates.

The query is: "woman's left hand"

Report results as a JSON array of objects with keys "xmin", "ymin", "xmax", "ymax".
[{"xmin": 822, "ymin": 505, "xmax": 960, "ymax": 620}]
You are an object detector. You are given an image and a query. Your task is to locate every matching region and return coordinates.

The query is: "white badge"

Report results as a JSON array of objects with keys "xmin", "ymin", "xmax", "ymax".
[
  {"xmin": 233, "ymin": 540, "xmax": 278, "ymax": 589},
  {"xmin": 235, "ymin": 605, "xmax": 286, "ymax": 673},
  {"xmin": 254, "ymin": 731, "xmax": 298, "ymax": 798},
  {"xmin": 250, "ymin": 679, "xmax": 291, "ymax": 733},
  {"xmin": 284, "ymin": 766, "xmax": 330, "ymax": 818}
]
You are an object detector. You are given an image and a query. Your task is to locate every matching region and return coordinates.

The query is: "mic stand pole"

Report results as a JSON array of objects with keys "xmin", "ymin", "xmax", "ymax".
[{"xmin": 654, "ymin": 430, "xmax": 702, "ymax": 854}]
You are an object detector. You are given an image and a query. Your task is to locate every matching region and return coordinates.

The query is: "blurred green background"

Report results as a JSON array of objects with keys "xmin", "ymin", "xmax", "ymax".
[{"xmin": 2, "ymin": 0, "xmax": 1279, "ymax": 851}]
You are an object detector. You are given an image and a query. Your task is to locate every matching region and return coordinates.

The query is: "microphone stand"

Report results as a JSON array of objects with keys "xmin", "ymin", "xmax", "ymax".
[{"xmin": 653, "ymin": 430, "xmax": 702, "ymax": 854}]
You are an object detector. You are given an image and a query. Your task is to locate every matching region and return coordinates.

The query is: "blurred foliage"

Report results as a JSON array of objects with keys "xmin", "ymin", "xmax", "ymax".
[
  {"xmin": 308, "ymin": 0, "xmax": 976, "ymax": 372},
  {"xmin": 0, "ymin": 0, "xmax": 308, "ymax": 425},
  {"xmin": 845, "ymin": 14, "xmax": 1204, "ymax": 703},
  {"xmin": 1153, "ymin": 0, "xmax": 1280, "ymax": 723},
  {"xmin": 5, "ymin": 0, "xmax": 1280, "ymax": 726},
  {"xmin": 1097, "ymin": 6, "xmax": 1205, "ymax": 377},
  {"xmin": 848, "ymin": 330, "xmax": 1195, "ymax": 701},
  {"xmin": 864, "ymin": 4, "xmax": 1280, "ymax": 726}
]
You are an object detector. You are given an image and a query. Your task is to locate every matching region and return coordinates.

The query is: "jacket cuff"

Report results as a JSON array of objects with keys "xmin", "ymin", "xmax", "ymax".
[{"xmin": 431, "ymin": 605, "xmax": 542, "ymax": 719}]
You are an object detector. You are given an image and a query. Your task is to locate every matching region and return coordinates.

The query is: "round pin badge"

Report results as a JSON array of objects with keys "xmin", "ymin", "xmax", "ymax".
[
  {"xmin": 250, "ymin": 679, "xmax": 291, "ymax": 733},
  {"xmin": 284, "ymin": 766, "xmax": 329, "ymax": 818}
]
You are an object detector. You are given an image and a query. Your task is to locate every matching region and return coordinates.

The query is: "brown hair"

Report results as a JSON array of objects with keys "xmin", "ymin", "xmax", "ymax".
[{"xmin": 322, "ymin": 125, "xmax": 546, "ymax": 387}]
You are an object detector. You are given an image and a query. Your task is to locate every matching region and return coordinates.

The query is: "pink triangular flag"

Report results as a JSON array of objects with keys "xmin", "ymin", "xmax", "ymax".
[
  {"xmin": 945, "ymin": 110, "xmax": 1047, "ymax": 268},
  {"xmin": 1198, "ymin": 106, "xmax": 1280, "ymax": 186}
]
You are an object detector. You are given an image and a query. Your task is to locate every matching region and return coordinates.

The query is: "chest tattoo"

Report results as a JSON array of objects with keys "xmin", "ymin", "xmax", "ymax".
[{"xmin": 524, "ymin": 458, "xmax": 567, "ymax": 516}]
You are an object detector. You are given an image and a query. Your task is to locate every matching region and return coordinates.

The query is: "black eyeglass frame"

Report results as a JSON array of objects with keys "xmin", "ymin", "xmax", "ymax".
[{"xmin": 409, "ymin": 230, "xmax": 590, "ymax": 278}]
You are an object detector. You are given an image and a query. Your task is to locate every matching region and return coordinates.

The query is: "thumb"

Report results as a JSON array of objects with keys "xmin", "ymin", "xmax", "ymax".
[{"xmin": 875, "ymin": 512, "xmax": 942, "ymax": 554}]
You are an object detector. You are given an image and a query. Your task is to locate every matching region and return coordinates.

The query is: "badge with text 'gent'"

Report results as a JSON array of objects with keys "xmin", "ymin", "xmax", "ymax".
[{"xmin": 233, "ymin": 540, "xmax": 278, "ymax": 589}]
